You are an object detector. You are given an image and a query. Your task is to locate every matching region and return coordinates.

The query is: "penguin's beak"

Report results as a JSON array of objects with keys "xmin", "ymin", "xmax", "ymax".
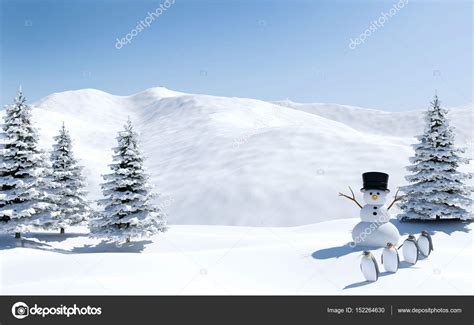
[{"xmin": 371, "ymin": 194, "xmax": 378, "ymax": 201}]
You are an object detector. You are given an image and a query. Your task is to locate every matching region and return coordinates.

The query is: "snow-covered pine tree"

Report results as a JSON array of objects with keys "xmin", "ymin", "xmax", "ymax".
[
  {"xmin": 47, "ymin": 123, "xmax": 90, "ymax": 234},
  {"xmin": 90, "ymin": 118, "xmax": 167, "ymax": 243},
  {"xmin": 398, "ymin": 95, "xmax": 473, "ymax": 221},
  {"xmin": 0, "ymin": 88, "xmax": 51, "ymax": 238}
]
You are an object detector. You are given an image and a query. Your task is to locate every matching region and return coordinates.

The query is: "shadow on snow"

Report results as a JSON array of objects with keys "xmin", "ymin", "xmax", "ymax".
[
  {"xmin": 24, "ymin": 232, "xmax": 85, "ymax": 243},
  {"xmin": 390, "ymin": 219, "xmax": 471, "ymax": 236},
  {"xmin": 70, "ymin": 240, "xmax": 152, "ymax": 254},
  {"xmin": 0, "ymin": 232, "xmax": 151, "ymax": 254},
  {"xmin": 343, "ymin": 271, "xmax": 393, "ymax": 289},
  {"xmin": 0, "ymin": 235, "xmax": 55, "ymax": 251},
  {"xmin": 312, "ymin": 243, "xmax": 367, "ymax": 260}
]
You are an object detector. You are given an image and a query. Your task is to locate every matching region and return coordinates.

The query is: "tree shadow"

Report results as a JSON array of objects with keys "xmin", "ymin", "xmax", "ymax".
[
  {"xmin": 0, "ymin": 234, "xmax": 61, "ymax": 252},
  {"xmin": 70, "ymin": 240, "xmax": 152, "ymax": 254},
  {"xmin": 312, "ymin": 243, "xmax": 367, "ymax": 260},
  {"xmin": 0, "ymin": 233, "xmax": 152, "ymax": 254},
  {"xmin": 343, "ymin": 271, "xmax": 392, "ymax": 289},
  {"xmin": 23, "ymin": 232, "xmax": 87, "ymax": 243},
  {"xmin": 390, "ymin": 219, "xmax": 471, "ymax": 236}
]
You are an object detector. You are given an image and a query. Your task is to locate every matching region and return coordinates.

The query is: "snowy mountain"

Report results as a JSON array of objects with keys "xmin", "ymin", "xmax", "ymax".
[
  {"xmin": 3, "ymin": 87, "xmax": 472, "ymax": 226},
  {"xmin": 273, "ymin": 100, "xmax": 473, "ymax": 145}
]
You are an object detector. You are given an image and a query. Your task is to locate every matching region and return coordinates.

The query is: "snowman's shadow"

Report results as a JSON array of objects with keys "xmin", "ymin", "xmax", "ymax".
[{"xmin": 312, "ymin": 243, "xmax": 367, "ymax": 260}]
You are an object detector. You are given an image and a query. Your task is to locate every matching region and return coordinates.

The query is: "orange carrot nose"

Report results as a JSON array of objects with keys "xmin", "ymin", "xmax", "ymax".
[{"xmin": 372, "ymin": 195, "xmax": 378, "ymax": 200}]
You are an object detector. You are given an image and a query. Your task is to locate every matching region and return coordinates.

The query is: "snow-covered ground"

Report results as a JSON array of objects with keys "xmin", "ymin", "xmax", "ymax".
[
  {"xmin": 4, "ymin": 87, "xmax": 471, "ymax": 226},
  {"xmin": 0, "ymin": 219, "xmax": 471, "ymax": 295}
]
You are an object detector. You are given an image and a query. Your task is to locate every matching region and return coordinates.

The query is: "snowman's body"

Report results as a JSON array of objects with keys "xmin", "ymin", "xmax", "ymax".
[
  {"xmin": 352, "ymin": 188, "xmax": 400, "ymax": 248},
  {"xmin": 352, "ymin": 221, "xmax": 400, "ymax": 247},
  {"xmin": 360, "ymin": 204, "xmax": 389, "ymax": 223}
]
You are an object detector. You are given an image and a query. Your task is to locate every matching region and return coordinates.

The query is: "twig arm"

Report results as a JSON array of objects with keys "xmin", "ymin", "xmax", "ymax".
[
  {"xmin": 387, "ymin": 188, "xmax": 403, "ymax": 211},
  {"xmin": 338, "ymin": 186, "xmax": 363, "ymax": 209}
]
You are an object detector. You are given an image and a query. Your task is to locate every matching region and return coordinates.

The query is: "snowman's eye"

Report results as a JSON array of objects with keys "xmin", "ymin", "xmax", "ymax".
[
  {"xmin": 377, "ymin": 192, "xmax": 380, "ymax": 195},
  {"xmin": 369, "ymin": 192, "xmax": 372, "ymax": 195}
]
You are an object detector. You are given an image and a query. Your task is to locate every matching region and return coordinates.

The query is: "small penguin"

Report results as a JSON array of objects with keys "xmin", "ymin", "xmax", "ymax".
[
  {"xmin": 381, "ymin": 242, "xmax": 399, "ymax": 273},
  {"xmin": 401, "ymin": 235, "xmax": 419, "ymax": 264},
  {"xmin": 417, "ymin": 231, "xmax": 434, "ymax": 257},
  {"xmin": 360, "ymin": 251, "xmax": 380, "ymax": 282}
]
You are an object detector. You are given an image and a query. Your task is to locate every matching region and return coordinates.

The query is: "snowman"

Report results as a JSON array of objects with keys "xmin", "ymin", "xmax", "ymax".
[{"xmin": 339, "ymin": 172, "xmax": 401, "ymax": 248}]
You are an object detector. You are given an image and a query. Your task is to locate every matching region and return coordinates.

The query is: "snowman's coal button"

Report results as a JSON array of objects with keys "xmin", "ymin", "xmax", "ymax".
[
  {"xmin": 373, "ymin": 206, "xmax": 377, "ymax": 209},
  {"xmin": 373, "ymin": 212, "xmax": 377, "ymax": 215}
]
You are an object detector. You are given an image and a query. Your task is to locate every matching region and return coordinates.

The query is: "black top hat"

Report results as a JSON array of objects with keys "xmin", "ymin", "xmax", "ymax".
[{"xmin": 361, "ymin": 172, "xmax": 390, "ymax": 192}]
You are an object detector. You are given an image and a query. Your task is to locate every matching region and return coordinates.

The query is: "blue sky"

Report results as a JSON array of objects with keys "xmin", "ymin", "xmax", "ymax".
[{"xmin": 0, "ymin": 0, "xmax": 472, "ymax": 111}]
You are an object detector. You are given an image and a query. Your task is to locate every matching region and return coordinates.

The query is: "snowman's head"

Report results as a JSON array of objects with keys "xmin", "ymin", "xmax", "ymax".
[{"xmin": 361, "ymin": 188, "xmax": 388, "ymax": 205}]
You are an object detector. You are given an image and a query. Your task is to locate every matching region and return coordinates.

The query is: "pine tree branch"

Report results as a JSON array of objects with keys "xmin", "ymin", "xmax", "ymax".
[{"xmin": 338, "ymin": 186, "xmax": 363, "ymax": 209}]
